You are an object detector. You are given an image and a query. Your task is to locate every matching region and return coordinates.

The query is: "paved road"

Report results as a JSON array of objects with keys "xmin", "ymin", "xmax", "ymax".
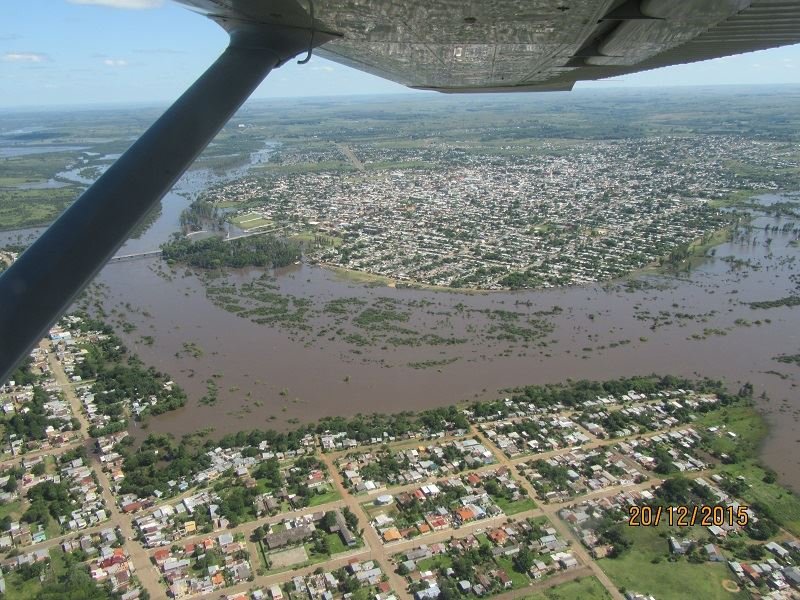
[{"xmin": 335, "ymin": 143, "xmax": 365, "ymax": 171}]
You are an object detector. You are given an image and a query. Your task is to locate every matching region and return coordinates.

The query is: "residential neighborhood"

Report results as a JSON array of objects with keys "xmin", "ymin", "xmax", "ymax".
[
  {"xmin": 1, "ymin": 322, "xmax": 799, "ymax": 600},
  {"xmin": 200, "ymin": 135, "xmax": 786, "ymax": 288}
]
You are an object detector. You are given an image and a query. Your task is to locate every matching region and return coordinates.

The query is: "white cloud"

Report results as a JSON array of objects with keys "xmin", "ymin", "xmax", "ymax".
[
  {"xmin": 103, "ymin": 58, "xmax": 128, "ymax": 67},
  {"xmin": 2, "ymin": 52, "xmax": 49, "ymax": 63},
  {"xmin": 68, "ymin": 0, "xmax": 163, "ymax": 9},
  {"xmin": 312, "ymin": 66, "xmax": 335, "ymax": 72}
]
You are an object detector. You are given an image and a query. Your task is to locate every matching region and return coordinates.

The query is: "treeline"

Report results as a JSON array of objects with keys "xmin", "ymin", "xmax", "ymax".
[
  {"xmin": 161, "ymin": 234, "xmax": 300, "ymax": 269},
  {"xmin": 212, "ymin": 405, "xmax": 471, "ymax": 452},
  {"xmin": 22, "ymin": 480, "xmax": 77, "ymax": 530},
  {"xmin": 8, "ymin": 356, "xmax": 39, "ymax": 386},
  {"xmin": 478, "ymin": 374, "xmax": 739, "ymax": 414},
  {"xmin": 88, "ymin": 359, "xmax": 186, "ymax": 437},
  {"xmin": 118, "ymin": 434, "xmax": 211, "ymax": 498},
  {"xmin": 68, "ymin": 313, "xmax": 186, "ymax": 430},
  {"xmin": 180, "ymin": 200, "xmax": 225, "ymax": 232},
  {"xmin": 217, "ymin": 377, "xmax": 739, "ymax": 451},
  {"xmin": 3, "ymin": 386, "xmax": 78, "ymax": 440},
  {"xmin": 747, "ymin": 295, "xmax": 800, "ymax": 310}
]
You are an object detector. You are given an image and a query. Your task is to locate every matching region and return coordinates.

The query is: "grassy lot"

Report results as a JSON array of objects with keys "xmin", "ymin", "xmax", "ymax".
[
  {"xmin": 708, "ymin": 188, "xmax": 767, "ymax": 209},
  {"xmin": 238, "ymin": 217, "xmax": 273, "ymax": 231},
  {"xmin": 416, "ymin": 554, "xmax": 453, "ymax": 572},
  {"xmin": 44, "ymin": 515, "xmax": 62, "ymax": 539},
  {"xmin": 599, "ymin": 524, "xmax": 749, "ymax": 600},
  {"xmin": 695, "ymin": 404, "xmax": 800, "ymax": 535},
  {"xmin": 495, "ymin": 556, "xmax": 529, "ymax": 589},
  {"xmin": 255, "ymin": 160, "xmax": 354, "ymax": 175},
  {"xmin": 495, "ymin": 495, "xmax": 538, "ymax": 516},
  {"xmin": 0, "ymin": 499, "xmax": 22, "ymax": 521},
  {"xmin": 0, "ymin": 176, "xmax": 39, "ymax": 186},
  {"xmin": 49, "ymin": 547, "xmax": 67, "ymax": 579},
  {"xmin": 308, "ymin": 486, "xmax": 341, "ymax": 507},
  {"xmin": 1, "ymin": 547, "xmax": 66, "ymax": 599},
  {"xmin": 328, "ymin": 266, "xmax": 395, "ymax": 287},
  {"xmin": 360, "ymin": 501, "xmax": 398, "ymax": 519},
  {"xmin": 695, "ymin": 405, "xmax": 767, "ymax": 457},
  {"xmin": 717, "ymin": 461, "xmax": 800, "ymax": 537},
  {"xmin": 267, "ymin": 533, "xmax": 360, "ymax": 575},
  {"xmin": 325, "ymin": 531, "xmax": 348, "ymax": 555},
  {"xmin": 522, "ymin": 576, "xmax": 612, "ymax": 600},
  {"xmin": 230, "ymin": 212, "xmax": 273, "ymax": 230},
  {"xmin": 290, "ymin": 230, "xmax": 343, "ymax": 247},
  {"xmin": 1, "ymin": 570, "xmax": 43, "ymax": 599}
]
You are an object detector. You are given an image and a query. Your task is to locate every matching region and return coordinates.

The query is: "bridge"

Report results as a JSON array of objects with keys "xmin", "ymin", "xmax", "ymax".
[
  {"xmin": 108, "ymin": 250, "xmax": 162, "ymax": 263},
  {"xmin": 108, "ymin": 227, "xmax": 281, "ymax": 263}
]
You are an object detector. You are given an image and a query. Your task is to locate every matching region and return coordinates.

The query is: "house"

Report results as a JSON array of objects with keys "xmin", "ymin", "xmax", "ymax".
[
  {"xmin": 456, "ymin": 507, "xmax": 475, "ymax": 523},
  {"xmin": 669, "ymin": 537, "xmax": 690, "ymax": 555},
  {"xmin": 765, "ymin": 542, "xmax": 790, "ymax": 560},
  {"xmin": 382, "ymin": 528, "xmax": 402, "ymax": 543},
  {"xmin": 707, "ymin": 525, "xmax": 726, "ymax": 538},
  {"xmin": 741, "ymin": 564, "xmax": 760, "ymax": 583},
  {"xmin": 415, "ymin": 584, "xmax": 440, "ymax": 600},
  {"xmin": 265, "ymin": 524, "xmax": 314, "ymax": 550},
  {"xmin": 488, "ymin": 528, "xmax": 508, "ymax": 545},
  {"xmin": 783, "ymin": 566, "xmax": 800, "ymax": 588},
  {"xmin": 332, "ymin": 511, "xmax": 356, "ymax": 546},
  {"xmin": 496, "ymin": 570, "xmax": 512, "ymax": 589},
  {"xmin": 705, "ymin": 544, "xmax": 724, "ymax": 562}
]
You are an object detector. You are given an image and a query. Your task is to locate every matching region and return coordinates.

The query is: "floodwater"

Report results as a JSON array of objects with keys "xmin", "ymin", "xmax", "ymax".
[
  {"xmin": 3, "ymin": 170, "xmax": 799, "ymax": 488},
  {"xmin": 91, "ymin": 195, "xmax": 800, "ymax": 490},
  {"xmin": 0, "ymin": 145, "xmax": 88, "ymax": 158}
]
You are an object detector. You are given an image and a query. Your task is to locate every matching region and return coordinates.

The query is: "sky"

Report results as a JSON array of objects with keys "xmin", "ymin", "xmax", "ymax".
[{"xmin": 2, "ymin": 0, "xmax": 800, "ymax": 109}]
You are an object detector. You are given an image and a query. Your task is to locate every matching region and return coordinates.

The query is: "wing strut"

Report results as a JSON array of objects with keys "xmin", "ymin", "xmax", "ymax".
[{"xmin": 0, "ymin": 26, "xmax": 323, "ymax": 383}]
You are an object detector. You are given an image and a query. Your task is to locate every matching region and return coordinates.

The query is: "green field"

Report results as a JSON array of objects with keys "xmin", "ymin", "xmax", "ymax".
[
  {"xmin": 416, "ymin": 554, "xmax": 454, "ymax": 572},
  {"xmin": 717, "ymin": 461, "xmax": 800, "ymax": 537},
  {"xmin": 308, "ymin": 486, "xmax": 341, "ymax": 507},
  {"xmin": 495, "ymin": 495, "xmax": 538, "ymax": 515},
  {"xmin": 0, "ymin": 186, "xmax": 78, "ymax": 230},
  {"xmin": 523, "ymin": 576, "xmax": 612, "ymax": 600},
  {"xmin": 599, "ymin": 525, "xmax": 749, "ymax": 600},
  {"xmin": 324, "ymin": 531, "xmax": 348, "ymax": 555},
  {"xmin": 695, "ymin": 405, "xmax": 768, "ymax": 457},
  {"xmin": 694, "ymin": 405, "xmax": 800, "ymax": 535},
  {"xmin": 0, "ymin": 499, "xmax": 22, "ymax": 521},
  {"xmin": 495, "ymin": 556, "xmax": 530, "ymax": 589},
  {"xmin": 230, "ymin": 213, "xmax": 273, "ymax": 230}
]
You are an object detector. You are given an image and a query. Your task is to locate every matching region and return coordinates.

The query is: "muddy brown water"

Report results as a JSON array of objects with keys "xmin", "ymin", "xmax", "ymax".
[{"xmin": 4, "ymin": 194, "xmax": 800, "ymax": 490}]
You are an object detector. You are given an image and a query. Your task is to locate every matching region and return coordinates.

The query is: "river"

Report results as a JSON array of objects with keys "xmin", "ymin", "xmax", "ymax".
[{"xmin": 2, "ymin": 170, "xmax": 799, "ymax": 489}]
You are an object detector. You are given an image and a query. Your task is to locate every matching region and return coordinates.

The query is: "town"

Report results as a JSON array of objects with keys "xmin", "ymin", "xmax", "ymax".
[
  {"xmin": 0, "ymin": 313, "xmax": 799, "ymax": 599},
  {"xmin": 196, "ymin": 134, "xmax": 794, "ymax": 289}
]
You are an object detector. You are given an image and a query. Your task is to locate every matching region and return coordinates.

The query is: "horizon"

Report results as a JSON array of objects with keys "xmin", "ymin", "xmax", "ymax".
[
  {"xmin": 2, "ymin": 81, "xmax": 800, "ymax": 115},
  {"xmin": 2, "ymin": 1, "xmax": 800, "ymax": 109}
]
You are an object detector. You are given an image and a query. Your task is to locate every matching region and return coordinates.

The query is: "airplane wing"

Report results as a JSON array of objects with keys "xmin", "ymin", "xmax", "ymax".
[{"xmin": 175, "ymin": 0, "xmax": 800, "ymax": 92}]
